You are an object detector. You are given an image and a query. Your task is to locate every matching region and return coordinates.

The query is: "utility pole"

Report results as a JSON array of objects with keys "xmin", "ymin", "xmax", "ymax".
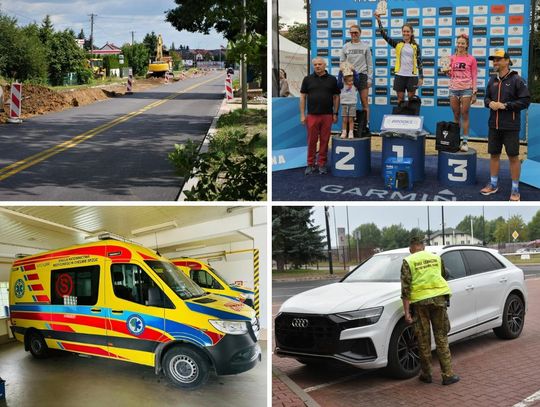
[
  {"xmin": 324, "ymin": 206, "xmax": 334, "ymax": 275},
  {"xmin": 346, "ymin": 206, "xmax": 351, "ymax": 265},
  {"xmin": 442, "ymin": 206, "xmax": 446, "ymax": 246},
  {"xmin": 131, "ymin": 31, "xmax": 135, "ymax": 45},
  {"xmin": 89, "ymin": 14, "xmax": 97, "ymax": 55},
  {"xmin": 427, "ymin": 206, "xmax": 431, "ymax": 245},
  {"xmin": 241, "ymin": 0, "xmax": 248, "ymax": 110}
]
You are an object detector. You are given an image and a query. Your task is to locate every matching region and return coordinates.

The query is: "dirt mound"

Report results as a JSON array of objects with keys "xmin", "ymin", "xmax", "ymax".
[{"xmin": 0, "ymin": 69, "xmax": 211, "ymax": 123}]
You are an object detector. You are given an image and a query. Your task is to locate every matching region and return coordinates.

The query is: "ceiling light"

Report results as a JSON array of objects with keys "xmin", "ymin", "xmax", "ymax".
[{"xmin": 131, "ymin": 221, "xmax": 178, "ymax": 236}]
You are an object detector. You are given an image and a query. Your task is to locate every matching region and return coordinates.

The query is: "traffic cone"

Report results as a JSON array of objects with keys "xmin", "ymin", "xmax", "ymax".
[
  {"xmin": 7, "ymin": 83, "xmax": 22, "ymax": 124},
  {"xmin": 225, "ymin": 74, "xmax": 233, "ymax": 101},
  {"xmin": 126, "ymin": 71, "xmax": 133, "ymax": 95}
]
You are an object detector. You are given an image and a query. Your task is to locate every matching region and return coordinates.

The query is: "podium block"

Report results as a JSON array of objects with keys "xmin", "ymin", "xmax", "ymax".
[
  {"xmin": 381, "ymin": 135, "xmax": 425, "ymax": 182},
  {"xmin": 437, "ymin": 148, "xmax": 477, "ymax": 187},
  {"xmin": 331, "ymin": 137, "xmax": 371, "ymax": 177}
]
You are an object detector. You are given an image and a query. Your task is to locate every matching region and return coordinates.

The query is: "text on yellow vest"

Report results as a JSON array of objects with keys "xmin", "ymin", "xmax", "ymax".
[{"xmin": 405, "ymin": 251, "xmax": 451, "ymax": 303}]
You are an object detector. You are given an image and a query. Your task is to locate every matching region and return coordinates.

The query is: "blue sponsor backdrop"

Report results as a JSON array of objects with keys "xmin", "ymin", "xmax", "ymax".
[{"xmin": 309, "ymin": 0, "xmax": 530, "ymax": 139}]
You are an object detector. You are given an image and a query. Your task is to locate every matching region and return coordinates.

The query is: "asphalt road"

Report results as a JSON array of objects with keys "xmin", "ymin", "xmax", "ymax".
[
  {"xmin": 0, "ymin": 72, "xmax": 225, "ymax": 201},
  {"xmin": 273, "ymin": 264, "xmax": 540, "ymax": 304}
]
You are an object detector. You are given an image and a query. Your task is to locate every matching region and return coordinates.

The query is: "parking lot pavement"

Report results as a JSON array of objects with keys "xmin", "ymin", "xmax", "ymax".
[{"xmin": 272, "ymin": 278, "xmax": 540, "ymax": 407}]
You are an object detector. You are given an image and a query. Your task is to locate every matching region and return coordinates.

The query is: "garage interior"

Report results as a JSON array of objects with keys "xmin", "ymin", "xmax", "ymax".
[{"xmin": 0, "ymin": 206, "xmax": 267, "ymax": 406}]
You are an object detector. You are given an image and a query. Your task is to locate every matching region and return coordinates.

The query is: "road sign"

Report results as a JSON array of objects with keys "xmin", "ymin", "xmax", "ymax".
[
  {"xmin": 353, "ymin": 230, "xmax": 361, "ymax": 240},
  {"xmin": 512, "ymin": 230, "xmax": 519, "ymax": 241}
]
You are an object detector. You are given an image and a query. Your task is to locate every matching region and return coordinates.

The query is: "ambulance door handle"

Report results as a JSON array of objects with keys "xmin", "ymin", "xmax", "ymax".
[
  {"xmin": 111, "ymin": 310, "xmax": 123, "ymax": 314},
  {"xmin": 90, "ymin": 308, "xmax": 102, "ymax": 313}
]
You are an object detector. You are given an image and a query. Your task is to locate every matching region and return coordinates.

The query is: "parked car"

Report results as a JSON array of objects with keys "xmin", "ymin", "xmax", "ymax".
[{"xmin": 275, "ymin": 245, "xmax": 527, "ymax": 379}]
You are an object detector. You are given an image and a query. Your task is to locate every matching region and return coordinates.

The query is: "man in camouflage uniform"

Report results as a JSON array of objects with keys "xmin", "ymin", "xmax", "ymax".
[{"xmin": 401, "ymin": 237, "xmax": 460, "ymax": 385}]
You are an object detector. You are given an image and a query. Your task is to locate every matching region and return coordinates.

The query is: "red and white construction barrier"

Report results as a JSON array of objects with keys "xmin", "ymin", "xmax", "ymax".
[
  {"xmin": 7, "ymin": 83, "xmax": 22, "ymax": 124},
  {"xmin": 164, "ymin": 72, "xmax": 173, "ymax": 84},
  {"xmin": 126, "ymin": 72, "xmax": 133, "ymax": 95},
  {"xmin": 225, "ymin": 74, "xmax": 233, "ymax": 101}
]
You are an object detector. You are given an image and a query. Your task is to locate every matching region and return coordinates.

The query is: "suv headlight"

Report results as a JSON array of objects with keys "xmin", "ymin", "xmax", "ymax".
[
  {"xmin": 209, "ymin": 319, "xmax": 249, "ymax": 335},
  {"xmin": 335, "ymin": 306, "xmax": 384, "ymax": 325}
]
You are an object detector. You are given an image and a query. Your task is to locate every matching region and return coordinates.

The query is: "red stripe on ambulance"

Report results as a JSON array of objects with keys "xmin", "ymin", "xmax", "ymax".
[
  {"xmin": 13, "ymin": 245, "xmax": 132, "ymax": 267},
  {"xmin": 60, "ymin": 343, "xmax": 127, "ymax": 360}
]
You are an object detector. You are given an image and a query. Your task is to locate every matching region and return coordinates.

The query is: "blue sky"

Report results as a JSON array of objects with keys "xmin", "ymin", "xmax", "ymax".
[{"xmin": 0, "ymin": 0, "xmax": 225, "ymax": 49}]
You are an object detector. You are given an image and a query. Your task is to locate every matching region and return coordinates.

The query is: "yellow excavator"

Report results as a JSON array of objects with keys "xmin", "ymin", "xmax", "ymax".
[{"xmin": 147, "ymin": 34, "xmax": 172, "ymax": 77}]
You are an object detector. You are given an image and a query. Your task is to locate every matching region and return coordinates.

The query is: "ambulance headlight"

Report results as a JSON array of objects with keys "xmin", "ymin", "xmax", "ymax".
[{"xmin": 209, "ymin": 319, "xmax": 249, "ymax": 335}]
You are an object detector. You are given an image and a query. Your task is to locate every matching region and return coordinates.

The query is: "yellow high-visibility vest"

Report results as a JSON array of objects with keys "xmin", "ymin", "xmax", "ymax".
[
  {"xmin": 395, "ymin": 42, "xmax": 420, "ymax": 76},
  {"xmin": 405, "ymin": 251, "xmax": 451, "ymax": 303}
]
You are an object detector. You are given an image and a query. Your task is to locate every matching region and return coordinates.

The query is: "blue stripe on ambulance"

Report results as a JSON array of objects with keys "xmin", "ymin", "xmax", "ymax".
[
  {"xmin": 229, "ymin": 286, "xmax": 254, "ymax": 295},
  {"xmin": 184, "ymin": 302, "xmax": 251, "ymax": 321}
]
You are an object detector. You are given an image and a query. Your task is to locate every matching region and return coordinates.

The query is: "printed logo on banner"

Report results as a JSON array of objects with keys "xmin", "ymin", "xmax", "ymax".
[
  {"xmin": 423, "ymin": 28, "xmax": 436, "ymax": 36},
  {"xmin": 423, "ymin": 78, "xmax": 435, "ymax": 87},
  {"xmin": 456, "ymin": 17, "xmax": 469, "ymax": 26},
  {"xmin": 455, "ymin": 28, "xmax": 469, "ymax": 36},
  {"xmin": 423, "ymin": 18, "xmax": 436, "ymax": 27},
  {"xmin": 376, "ymin": 48, "xmax": 388, "ymax": 57},
  {"xmin": 331, "ymin": 57, "xmax": 340, "ymax": 66},
  {"xmin": 375, "ymin": 97, "xmax": 388, "ymax": 105},
  {"xmin": 509, "ymin": 4, "xmax": 525, "ymax": 14},
  {"xmin": 490, "ymin": 27, "xmax": 505, "ymax": 36},
  {"xmin": 491, "ymin": 4, "xmax": 506, "ymax": 14},
  {"xmin": 331, "ymin": 20, "xmax": 343, "ymax": 28},
  {"xmin": 437, "ymin": 79, "xmax": 450, "ymax": 87},
  {"xmin": 375, "ymin": 77, "xmax": 388, "ymax": 86},
  {"xmin": 407, "ymin": 18, "xmax": 420, "ymax": 26},
  {"xmin": 422, "ymin": 88, "xmax": 435, "ymax": 96},
  {"xmin": 456, "ymin": 6, "xmax": 470, "ymax": 15},
  {"xmin": 423, "ymin": 58, "xmax": 435, "ymax": 67},
  {"xmin": 391, "ymin": 29, "xmax": 402, "ymax": 37},
  {"xmin": 407, "ymin": 8, "xmax": 420, "ymax": 16},
  {"xmin": 438, "ymin": 28, "xmax": 452, "ymax": 37},
  {"xmin": 477, "ymin": 59, "xmax": 487, "ymax": 67},
  {"xmin": 478, "ymin": 68, "xmax": 486, "ymax": 77},
  {"xmin": 422, "ymin": 49, "xmax": 436, "ymax": 57},
  {"xmin": 316, "ymin": 10, "xmax": 329, "ymax": 19},
  {"xmin": 473, "ymin": 5, "xmax": 488, "ymax": 15},
  {"xmin": 390, "ymin": 96, "xmax": 399, "ymax": 105},
  {"xmin": 391, "ymin": 18, "xmax": 404, "ymax": 27},
  {"xmin": 391, "ymin": 8, "xmax": 404, "ymax": 17},
  {"xmin": 472, "ymin": 48, "xmax": 487, "ymax": 57},
  {"xmin": 331, "ymin": 30, "xmax": 343, "ymax": 38},
  {"xmin": 473, "ymin": 16, "xmax": 488, "ymax": 25},
  {"xmin": 477, "ymin": 79, "xmax": 486, "ymax": 88},
  {"xmin": 439, "ymin": 17, "xmax": 453, "ymax": 26},
  {"xmin": 317, "ymin": 20, "xmax": 329, "ymax": 28},
  {"xmin": 389, "ymin": 49, "xmax": 396, "ymax": 58},
  {"xmin": 491, "ymin": 15, "xmax": 506, "ymax": 25},
  {"xmin": 331, "ymin": 10, "xmax": 343, "ymax": 19},
  {"xmin": 508, "ymin": 48, "xmax": 523, "ymax": 56},
  {"xmin": 490, "ymin": 37, "xmax": 505, "ymax": 46},
  {"xmin": 362, "ymin": 29, "xmax": 373, "ymax": 37},
  {"xmin": 331, "ymin": 49, "xmax": 341, "ymax": 57},
  {"xmin": 360, "ymin": 19, "xmax": 372, "ymax": 27},
  {"xmin": 345, "ymin": 10, "xmax": 358, "ymax": 18},
  {"xmin": 438, "ymin": 38, "xmax": 452, "ymax": 47},
  {"xmin": 438, "ymin": 48, "xmax": 451, "ymax": 57},
  {"xmin": 423, "ymin": 38, "xmax": 436, "ymax": 47},
  {"xmin": 375, "ymin": 58, "xmax": 388, "ymax": 66},
  {"xmin": 390, "ymin": 58, "xmax": 396, "ymax": 66},
  {"xmin": 437, "ymin": 88, "xmax": 450, "ymax": 97},
  {"xmin": 439, "ymin": 7, "xmax": 453, "ymax": 15},
  {"xmin": 362, "ymin": 39, "xmax": 373, "ymax": 47},
  {"xmin": 423, "ymin": 7, "xmax": 436, "ymax": 16},
  {"xmin": 473, "ymin": 37, "xmax": 487, "ymax": 47},
  {"xmin": 508, "ymin": 37, "xmax": 523, "ymax": 47},
  {"xmin": 511, "ymin": 58, "xmax": 522, "ymax": 67},
  {"xmin": 437, "ymin": 99, "xmax": 451, "ymax": 107},
  {"xmin": 423, "ymin": 68, "xmax": 435, "ymax": 77},
  {"xmin": 360, "ymin": 9, "xmax": 372, "ymax": 18},
  {"xmin": 375, "ymin": 87, "xmax": 388, "ymax": 95},
  {"xmin": 331, "ymin": 39, "xmax": 343, "ymax": 48},
  {"xmin": 346, "ymin": 20, "xmax": 358, "ymax": 28},
  {"xmin": 509, "ymin": 26, "xmax": 524, "ymax": 36},
  {"xmin": 473, "ymin": 27, "xmax": 488, "ymax": 36},
  {"xmin": 423, "ymin": 98, "xmax": 435, "ymax": 107},
  {"xmin": 317, "ymin": 39, "xmax": 329, "ymax": 47},
  {"xmin": 317, "ymin": 49, "xmax": 329, "ymax": 57},
  {"xmin": 317, "ymin": 30, "xmax": 328, "ymax": 38},
  {"xmin": 376, "ymin": 39, "xmax": 387, "ymax": 47}
]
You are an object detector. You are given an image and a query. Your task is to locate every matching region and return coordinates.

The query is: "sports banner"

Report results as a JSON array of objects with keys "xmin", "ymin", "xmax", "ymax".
[{"xmin": 310, "ymin": 0, "xmax": 530, "ymax": 139}]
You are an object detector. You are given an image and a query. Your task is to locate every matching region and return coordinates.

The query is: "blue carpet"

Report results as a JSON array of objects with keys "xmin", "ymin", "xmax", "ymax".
[{"xmin": 272, "ymin": 152, "xmax": 540, "ymax": 201}]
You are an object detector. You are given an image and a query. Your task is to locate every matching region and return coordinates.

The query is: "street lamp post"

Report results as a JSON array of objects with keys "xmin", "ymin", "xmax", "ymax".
[{"xmin": 241, "ymin": 0, "xmax": 248, "ymax": 110}]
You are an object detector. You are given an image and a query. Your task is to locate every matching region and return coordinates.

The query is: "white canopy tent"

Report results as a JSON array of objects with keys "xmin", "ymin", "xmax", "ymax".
[{"xmin": 278, "ymin": 35, "xmax": 308, "ymax": 97}]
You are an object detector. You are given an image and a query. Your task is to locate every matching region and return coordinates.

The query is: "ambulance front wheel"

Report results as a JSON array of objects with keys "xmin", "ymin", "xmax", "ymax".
[
  {"xmin": 27, "ymin": 331, "xmax": 49, "ymax": 359},
  {"xmin": 163, "ymin": 345, "xmax": 210, "ymax": 389}
]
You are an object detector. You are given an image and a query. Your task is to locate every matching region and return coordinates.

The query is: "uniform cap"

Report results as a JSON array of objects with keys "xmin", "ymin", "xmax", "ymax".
[{"xmin": 488, "ymin": 49, "xmax": 513, "ymax": 65}]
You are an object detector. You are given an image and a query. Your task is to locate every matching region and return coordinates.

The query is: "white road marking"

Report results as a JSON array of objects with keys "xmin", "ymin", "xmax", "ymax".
[{"xmin": 513, "ymin": 389, "xmax": 540, "ymax": 407}]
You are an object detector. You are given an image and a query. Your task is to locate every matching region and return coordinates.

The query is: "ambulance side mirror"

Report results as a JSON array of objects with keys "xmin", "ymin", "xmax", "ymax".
[{"xmin": 147, "ymin": 287, "xmax": 163, "ymax": 307}]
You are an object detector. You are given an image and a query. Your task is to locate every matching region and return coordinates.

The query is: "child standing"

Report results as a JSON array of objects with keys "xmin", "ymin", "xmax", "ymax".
[{"xmin": 337, "ymin": 70, "xmax": 360, "ymax": 138}]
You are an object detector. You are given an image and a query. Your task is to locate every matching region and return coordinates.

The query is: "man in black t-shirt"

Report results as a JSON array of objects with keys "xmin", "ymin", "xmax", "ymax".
[{"xmin": 300, "ymin": 58, "xmax": 340, "ymax": 175}]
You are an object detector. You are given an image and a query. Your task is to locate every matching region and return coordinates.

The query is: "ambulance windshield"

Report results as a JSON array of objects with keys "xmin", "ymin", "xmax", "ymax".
[{"xmin": 145, "ymin": 260, "xmax": 206, "ymax": 299}]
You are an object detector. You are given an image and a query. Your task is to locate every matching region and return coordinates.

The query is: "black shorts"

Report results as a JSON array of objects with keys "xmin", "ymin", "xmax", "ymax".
[
  {"xmin": 488, "ymin": 128, "xmax": 520, "ymax": 157},
  {"xmin": 393, "ymin": 75, "xmax": 419, "ymax": 93},
  {"xmin": 357, "ymin": 73, "xmax": 368, "ymax": 90}
]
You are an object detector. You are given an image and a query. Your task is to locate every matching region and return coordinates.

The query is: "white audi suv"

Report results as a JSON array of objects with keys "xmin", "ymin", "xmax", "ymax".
[{"xmin": 275, "ymin": 245, "xmax": 527, "ymax": 378}]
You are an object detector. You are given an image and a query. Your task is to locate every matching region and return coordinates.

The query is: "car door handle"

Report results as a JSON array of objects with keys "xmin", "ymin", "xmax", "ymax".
[
  {"xmin": 466, "ymin": 285, "xmax": 474, "ymax": 291},
  {"xmin": 90, "ymin": 308, "xmax": 102, "ymax": 313},
  {"xmin": 499, "ymin": 278, "xmax": 508, "ymax": 283},
  {"xmin": 111, "ymin": 310, "xmax": 123, "ymax": 314}
]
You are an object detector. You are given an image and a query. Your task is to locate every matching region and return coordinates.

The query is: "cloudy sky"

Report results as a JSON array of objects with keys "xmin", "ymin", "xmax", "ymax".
[
  {"xmin": 278, "ymin": 0, "xmax": 306, "ymax": 26},
  {"xmin": 310, "ymin": 205, "xmax": 540, "ymax": 245},
  {"xmin": 0, "ymin": 0, "xmax": 225, "ymax": 49}
]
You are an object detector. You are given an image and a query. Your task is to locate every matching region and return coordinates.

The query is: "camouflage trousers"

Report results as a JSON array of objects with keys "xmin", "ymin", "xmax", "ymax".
[{"xmin": 412, "ymin": 303, "xmax": 454, "ymax": 379}]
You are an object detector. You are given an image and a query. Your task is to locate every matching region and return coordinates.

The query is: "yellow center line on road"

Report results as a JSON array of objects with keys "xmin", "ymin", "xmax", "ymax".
[{"xmin": 0, "ymin": 74, "xmax": 221, "ymax": 182}]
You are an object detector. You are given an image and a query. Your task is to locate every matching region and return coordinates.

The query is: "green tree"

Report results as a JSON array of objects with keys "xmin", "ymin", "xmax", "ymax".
[
  {"xmin": 46, "ymin": 30, "xmax": 87, "ymax": 85},
  {"xmin": 122, "ymin": 43, "xmax": 150, "ymax": 76},
  {"xmin": 493, "ymin": 218, "xmax": 508, "ymax": 243},
  {"xmin": 528, "ymin": 210, "xmax": 540, "ymax": 240},
  {"xmin": 353, "ymin": 223, "xmax": 381, "ymax": 248},
  {"xmin": 380, "ymin": 224, "xmax": 410, "ymax": 250},
  {"xmin": 507, "ymin": 215, "xmax": 528, "ymax": 242},
  {"xmin": 282, "ymin": 22, "xmax": 308, "ymax": 48},
  {"xmin": 143, "ymin": 32, "xmax": 158, "ymax": 58},
  {"xmin": 456, "ymin": 215, "xmax": 486, "ymax": 243},
  {"xmin": 39, "ymin": 14, "xmax": 54, "ymax": 44},
  {"xmin": 272, "ymin": 207, "xmax": 326, "ymax": 271}
]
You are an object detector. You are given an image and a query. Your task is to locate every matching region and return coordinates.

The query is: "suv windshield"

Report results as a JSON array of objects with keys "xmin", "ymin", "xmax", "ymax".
[
  {"xmin": 145, "ymin": 260, "xmax": 206, "ymax": 300},
  {"xmin": 343, "ymin": 253, "xmax": 408, "ymax": 282}
]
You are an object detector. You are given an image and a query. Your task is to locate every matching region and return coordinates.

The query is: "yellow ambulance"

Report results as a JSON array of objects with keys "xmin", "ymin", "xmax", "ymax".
[
  {"xmin": 172, "ymin": 258, "xmax": 255, "ymax": 307},
  {"xmin": 9, "ymin": 238, "xmax": 261, "ymax": 389}
]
